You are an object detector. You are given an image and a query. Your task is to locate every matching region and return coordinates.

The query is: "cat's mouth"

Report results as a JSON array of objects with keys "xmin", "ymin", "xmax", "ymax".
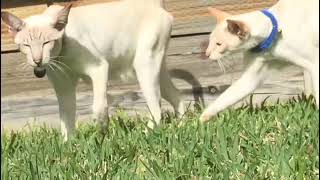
[{"xmin": 34, "ymin": 66, "xmax": 46, "ymax": 78}]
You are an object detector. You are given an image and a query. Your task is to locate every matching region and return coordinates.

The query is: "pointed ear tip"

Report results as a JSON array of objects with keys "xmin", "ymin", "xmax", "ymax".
[
  {"xmin": 226, "ymin": 19, "xmax": 236, "ymax": 23},
  {"xmin": 1, "ymin": 11, "xmax": 8, "ymax": 16},
  {"xmin": 66, "ymin": 3, "xmax": 73, "ymax": 8},
  {"xmin": 1, "ymin": 12, "xmax": 9, "ymax": 20}
]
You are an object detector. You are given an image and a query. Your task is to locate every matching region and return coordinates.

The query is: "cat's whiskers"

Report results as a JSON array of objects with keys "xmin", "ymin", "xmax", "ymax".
[
  {"xmin": 217, "ymin": 58, "xmax": 226, "ymax": 73},
  {"xmin": 18, "ymin": 62, "xmax": 31, "ymax": 71},
  {"xmin": 23, "ymin": 64, "xmax": 30, "ymax": 71},
  {"xmin": 221, "ymin": 59, "xmax": 227, "ymax": 73},
  {"xmin": 226, "ymin": 55, "xmax": 236, "ymax": 84},
  {"xmin": 22, "ymin": 63, "xmax": 31, "ymax": 71},
  {"xmin": 49, "ymin": 55, "xmax": 72, "ymax": 72},
  {"xmin": 51, "ymin": 55, "xmax": 64, "ymax": 57},
  {"xmin": 221, "ymin": 56, "xmax": 233, "ymax": 70},
  {"xmin": 50, "ymin": 55, "xmax": 66, "ymax": 59},
  {"xmin": 17, "ymin": 62, "xmax": 25, "ymax": 68},
  {"xmin": 208, "ymin": 58, "xmax": 226, "ymax": 73},
  {"xmin": 45, "ymin": 57, "xmax": 58, "ymax": 74},
  {"xmin": 47, "ymin": 64, "xmax": 56, "ymax": 73},
  {"xmin": 49, "ymin": 61, "xmax": 71, "ymax": 81},
  {"xmin": 50, "ymin": 61, "xmax": 67, "ymax": 75},
  {"xmin": 50, "ymin": 59, "xmax": 72, "ymax": 71}
]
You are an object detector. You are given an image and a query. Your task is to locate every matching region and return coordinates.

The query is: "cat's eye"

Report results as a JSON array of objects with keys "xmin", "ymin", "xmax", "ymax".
[
  {"xmin": 22, "ymin": 44, "xmax": 30, "ymax": 47},
  {"xmin": 43, "ymin": 41, "xmax": 51, "ymax": 45},
  {"xmin": 216, "ymin": 42, "xmax": 222, "ymax": 46}
]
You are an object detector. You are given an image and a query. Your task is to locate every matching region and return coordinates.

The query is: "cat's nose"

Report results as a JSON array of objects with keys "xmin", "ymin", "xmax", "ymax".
[
  {"xmin": 31, "ymin": 49, "xmax": 43, "ymax": 66},
  {"xmin": 205, "ymin": 49, "xmax": 211, "ymax": 57},
  {"xmin": 33, "ymin": 59, "xmax": 42, "ymax": 66}
]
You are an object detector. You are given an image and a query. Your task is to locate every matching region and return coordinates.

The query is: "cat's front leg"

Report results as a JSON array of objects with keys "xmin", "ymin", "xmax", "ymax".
[
  {"xmin": 88, "ymin": 61, "xmax": 109, "ymax": 128},
  {"xmin": 303, "ymin": 70, "xmax": 313, "ymax": 97},
  {"xmin": 311, "ymin": 51, "xmax": 319, "ymax": 107},
  {"xmin": 200, "ymin": 57, "xmax": 269, "ymax": 122},
  {"xmin": 48, "ymin": 72, "xmax": 78, "ymax": 141}
]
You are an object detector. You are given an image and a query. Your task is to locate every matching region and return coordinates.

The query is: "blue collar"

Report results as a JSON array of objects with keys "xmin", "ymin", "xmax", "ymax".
[{"xmin": 251, "ymin": 9, "xmax": 279, "ymax": 53}]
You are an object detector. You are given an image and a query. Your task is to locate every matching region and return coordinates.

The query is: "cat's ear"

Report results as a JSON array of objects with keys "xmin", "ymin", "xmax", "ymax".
[
  {"xmin": 226, "ymin": 19, "xmax": 249, "ymax": 40},
  {"xmin": 208, "ymin": 7, "xmax": 230, "ymax": 23},
  {"xmin": 1, "ymin": 11, "xmax": 25, "ymax": 35},
  {"xmin": 54, "ymin": 4, "xmax": 72, "ymax": 31}
]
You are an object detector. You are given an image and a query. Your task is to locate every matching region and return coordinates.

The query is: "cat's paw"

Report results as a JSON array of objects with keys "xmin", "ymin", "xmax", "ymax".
[
  {"xmin": 199, "ymin": 113, "xmax": 213, "ymax": 123},
  {"xmin": 147, "ymin": 121, "xmax": 155, "ymax": 129},
  {"xmin": 142, "ymin": 121, "xmax": 156, "ymax": 134}
]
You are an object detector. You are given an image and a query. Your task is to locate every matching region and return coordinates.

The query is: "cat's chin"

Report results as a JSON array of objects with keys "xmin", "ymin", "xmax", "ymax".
[{"xmin": 34, "ymin": 66, "xmax": 46, "ymax": 78}]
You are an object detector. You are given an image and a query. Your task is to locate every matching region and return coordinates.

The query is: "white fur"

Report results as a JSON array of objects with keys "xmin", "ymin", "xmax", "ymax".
[
  {"xmin": 11, "ymin": 0, "xmax": 184, "ymax": 141},
  {"xmin": 201, "ymin": 0, "xmax": 319, "ymax": 122}
]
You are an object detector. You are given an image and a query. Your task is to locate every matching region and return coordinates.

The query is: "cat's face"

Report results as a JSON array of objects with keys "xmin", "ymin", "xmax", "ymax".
[
  {"xmin": 206, "ymin": 8, "xmax": 250, "ymax": 60},
  {"xmin": 1, "ymin": 4, "xmax": 72, "ymax": 78}
]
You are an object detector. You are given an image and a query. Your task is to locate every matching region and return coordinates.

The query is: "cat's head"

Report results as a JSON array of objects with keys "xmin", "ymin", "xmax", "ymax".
[
  {"xmin": 1, "ymin": 4, "xmax": 72, "ymax": 78},
  {"xmin": 205, "ymin": 7, "xmax": 250, "ymax": 60}
]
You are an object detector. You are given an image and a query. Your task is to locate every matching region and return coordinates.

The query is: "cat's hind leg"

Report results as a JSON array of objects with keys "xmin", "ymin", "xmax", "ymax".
[
  {"xmin": 311, "ymin": 49, "xmax": 319, "ymax": 107},
  {"xmin": 160, "ymin": 62, "xmax": 185, "ymax": 118},
  {"xmin": 200, "ymin": 57, "xmax": 269, "ymax": 123},
  {"xmin": 303, "ymin": 70, "xmax": 313, "ymax": 97},
  {"xmin": 134, "ymin": 42, "xmax": 163, "ymax": 129},
  {"xmin": 134, "ymin": 15, "xmax": 174, "ymax": 128}
]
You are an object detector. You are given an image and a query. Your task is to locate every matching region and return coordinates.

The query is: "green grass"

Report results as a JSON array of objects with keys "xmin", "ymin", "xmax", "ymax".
[{"xmin": 1, "ymin": 97, "xmax": 319, "ymax": 179}]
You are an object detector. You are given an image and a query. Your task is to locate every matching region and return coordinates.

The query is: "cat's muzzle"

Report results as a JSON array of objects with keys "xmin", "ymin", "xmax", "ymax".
[{"xmin": 34, "ymin": 66, "xmax": 46, "ymax": 78}]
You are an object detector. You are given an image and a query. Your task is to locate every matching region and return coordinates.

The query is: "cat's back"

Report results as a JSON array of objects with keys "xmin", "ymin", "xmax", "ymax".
[
  {"xmin": 65, "ymin": 0, "xmax": 172, "ymax": 42},
  {"xmin": 274, "ymin": 0, "xmax": 318, "ymax": 18},
  {"xmin": 67, "ymin": 0, "xmax": 171, "ymax": 31},
  {"xmin": 273, "ymin": 0, "xmax": 318, "ymax": 36},
  {"xmin": 62, "ymin": 0, "xmax": 172, "ymax": 62},
  {"xmin": 272, "ymin": 0, "xmax": 318, "ymax": 59}
]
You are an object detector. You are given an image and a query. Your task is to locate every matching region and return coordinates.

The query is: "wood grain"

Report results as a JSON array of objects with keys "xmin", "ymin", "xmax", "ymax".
[
  {"xmin": 1, "ymin": 34, "xmax": 304, "ymax": 129},
  {"xmin": 1, "ymin": 0, "xmax": 278, "ymax": 52},
  {"xmin": 2, "ymin": 0, "xmax": 303, "ymax": 131}
]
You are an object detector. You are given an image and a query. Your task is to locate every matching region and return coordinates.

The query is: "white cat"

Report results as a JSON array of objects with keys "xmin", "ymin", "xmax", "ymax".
[
  {"xmin": 200, "ymin": 0, "xmax": 319, "ymax": 122},
  {"xmin": 1, "ymin": 0, "xmax": 185, "ymax": 141}
]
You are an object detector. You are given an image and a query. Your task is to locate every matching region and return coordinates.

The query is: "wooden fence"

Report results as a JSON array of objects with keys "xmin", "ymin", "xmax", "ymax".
[{"xmin": 2, "ymin": 0, "xmax": 305, "ymax": 130}]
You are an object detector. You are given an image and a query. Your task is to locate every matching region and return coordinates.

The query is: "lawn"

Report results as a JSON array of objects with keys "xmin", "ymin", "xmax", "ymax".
[{"xmin": 1, "ymin": 97, "xmax": 319, "ymax": 179}]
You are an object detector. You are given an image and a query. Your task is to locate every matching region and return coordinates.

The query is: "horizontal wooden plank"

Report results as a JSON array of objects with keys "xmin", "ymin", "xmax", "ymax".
[
  {"xmin": 0, "ymin": 34, "xmax": 214, "ymax": 97},
  {"xmin": 2, "ymin": 85, "xmax": 304, "ymax": 131},
  {"xmin": 1, "ymin": 58, "xmax": 304, "ymax": 130},
  {"xmin": 1, "ymin": 0, "xmax": 278, "ymax": 52},
  {"xmin": 2, "ymin": 0, "xmax": 302, "ymax": 131},
  {"xmin": 1, "ymin": 33, "xmax": 304, "ymax": 130},
  {"xmin": 1, "ymin": 33, "xmax": 304, "ymax": 97},
  {"xmin": 2, "ymin": 49, "xmax": 304, "ymax": 129}
]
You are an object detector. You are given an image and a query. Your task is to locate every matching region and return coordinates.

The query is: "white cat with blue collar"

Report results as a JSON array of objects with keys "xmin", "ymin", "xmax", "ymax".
[{"xmin": 201, "ymin": 0, "xmax": 319, "ymax": 122}]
